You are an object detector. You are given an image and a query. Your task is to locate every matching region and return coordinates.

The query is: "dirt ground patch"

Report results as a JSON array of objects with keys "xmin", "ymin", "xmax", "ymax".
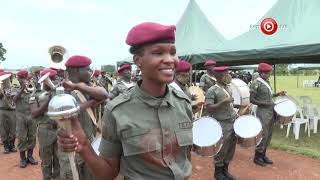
[{"xmin": 0, "ymin": 145, "xmax": 319, "ymax": 180}]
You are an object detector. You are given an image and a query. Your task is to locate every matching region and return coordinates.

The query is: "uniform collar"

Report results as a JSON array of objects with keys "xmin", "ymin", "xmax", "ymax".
[{"xmin": 134, "ymin": 81, "xmax": 175, "ymax": 108}]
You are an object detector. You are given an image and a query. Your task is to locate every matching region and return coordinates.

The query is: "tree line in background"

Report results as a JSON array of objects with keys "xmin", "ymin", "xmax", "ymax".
[
  {"xmin": 276, "ymin": 64, "xmax": 319, "ymax": 76},
  {"xmin": 0, "ymin": 43, "xmax": 6, "ymax": 62}
]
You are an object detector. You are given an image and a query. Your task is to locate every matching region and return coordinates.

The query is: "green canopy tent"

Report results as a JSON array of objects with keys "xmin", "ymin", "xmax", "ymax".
[
  {"xmin": 176, "ymin": 0, "xmax": 226, "ymax": 66},
  {"xmin": 185, "ymin": 0, "xmax": 320, "ymax": 65}
]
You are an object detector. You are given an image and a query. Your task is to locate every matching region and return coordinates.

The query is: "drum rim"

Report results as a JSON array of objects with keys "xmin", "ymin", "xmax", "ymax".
[
  {"xmin": 234, "ymin": 115, "xmax": 262, "ymax": 138},
  {"xmin": 274, "ymin": 98, "xmax": 297, "ymax": 116},
  {"xmin": 193, "ymin": 116, "xmax": 223, "ymax": 146}
]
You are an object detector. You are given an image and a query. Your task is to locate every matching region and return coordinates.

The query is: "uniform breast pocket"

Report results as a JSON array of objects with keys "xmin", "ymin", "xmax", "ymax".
[
  {"xmin": 175, "ymin": 127, "xmax": 193, "ymax": 147},
  {"xmin": 121, "ymin": 128, "xmax": 161, "ymax": 156}
]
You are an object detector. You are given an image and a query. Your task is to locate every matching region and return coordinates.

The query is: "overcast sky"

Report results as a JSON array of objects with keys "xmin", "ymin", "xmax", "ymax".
[{"xmin": 0, "ymin": 0, "xmax": 278, "ymax": 69}]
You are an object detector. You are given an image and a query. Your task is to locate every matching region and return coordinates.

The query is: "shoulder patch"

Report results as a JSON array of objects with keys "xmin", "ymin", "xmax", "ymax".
[
  {"xmin": 107, "ymin": 89, "xmax": 133, "ymax": 111},
  {"xmin": 171, "ymin": 87, "xmax": 191, "ymax": 104}
]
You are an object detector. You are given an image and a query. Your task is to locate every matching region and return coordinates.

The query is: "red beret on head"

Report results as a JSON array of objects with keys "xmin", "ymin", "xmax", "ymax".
[
  {"xmin": 49, "ymin": 67, "xmax": 59, "ymax": 71},
  {"xmin": 93, "ymin": 70, "xmax": 102, "ymax": 76},
  {"xmin": 258, "ymin": 63, "xmax": 272, "ymax": 72},
  {"xmin": 0, "ymin": 71, "xmax": 10, "ymax": 76},
  {"xmin": 213, "ymin": 66, "xmax": 230, "ymax": 72},
  {"xmin": 40, "ymin": 69, "xmax": 57, "ymax": 78},
  {"xmin": 17, "ymin": 70, "xmax": 29, "ymax": 78},
  {"xmin": 118, "ymin": 64, "xmax": 132, "ymax": 73},
  {"xmin": 175, "ymin": 60, "xmax": 191, "ymax": 73},
  {"xmin": 65, "ymin": 55, "xmax": 92, "ymax": 68},
  {"xmin": 204, "ymin": 60, "xmax": 217, "ymax": 66},
  {"xmin": 126, "ymin": 22, "xmax": 176, "ymax": 46},
  {"xmin": 0, "ymin": 69, "xmax": 4, "ymax": 72}
]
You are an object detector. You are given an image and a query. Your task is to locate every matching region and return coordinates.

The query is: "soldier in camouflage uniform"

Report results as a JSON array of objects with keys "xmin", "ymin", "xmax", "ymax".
[
  {"xmin": 199, "ymin": 60, "xmax": 217, "ymax": 92},
  {"xmin": 98, "ymin": 70, "xmax": 113, "ymax": 91},
  {"xmin": 58, "ymin": 55, "xmax": 108, "ymax": 180},
  {"xmin": 250, "ymin": 63, "xmax": 286, "ymax": 167},
  {"xmin": 57, "ymin": 22, "xmax": 193, "ymax": 180},
  {"xmin": 30, "ymin": 69, "xmax": 60, "ymax": 180},
  {"xmin": 205, "ymin": 66, "xmax": 237, "ymax": 180},
  {"xmin": 14, "ymin": 70, "xmax": 38, "ymax": 168},
  {"xmin": 0, "ymin": 71, "xmax": 17, "ymax": 154},
  {"xmin": 109, "ymin": 64, "xmax": 135, "ymax": 99}
]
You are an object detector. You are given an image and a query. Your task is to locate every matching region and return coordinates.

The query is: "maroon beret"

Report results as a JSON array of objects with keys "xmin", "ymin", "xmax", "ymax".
[
  {"xmin": 258, "ymin": 63, "xmax": 272, "ymax": 72},
  {"xmin": 176, "ymin": 60, "xmax": 191, "ymax": 73},
  {"xmin": 17, "ymin": 70, "xmax": 29, "ymax": 78},
  {"xmin": 49, "ymin": 67, "xmax": 59, "ymax": 71},
  {"xmin": 118, "ymin": 64, "xmax": 132, "ymax": 73},
  {"xmin": 204, "ymin": 60, "xmax": 217, "ymax": 66},
  {"xmin": 0, "ymin": 71, "xmax": 10, "ymax": 76},
  {"xmin": 93, "ymin": 70, "xmax": 102, "ymax": 76},
  {"xmin": 0, "ymin": 69, "xmax": 4, "ymax": 72},
  {"xmin": 65, "ymin": 55, "xmax": 92, "ymax": 68},
  {"xmin": 40, "ymin": 69, "xmax": 57, "ymax": 78},
  {"xmin": 213, "ymin": 66, "xmax": 230, "ymax": 72},
  {"xmin": 126, "ymin": 22, "xmax": 176, "ymax": 46}
]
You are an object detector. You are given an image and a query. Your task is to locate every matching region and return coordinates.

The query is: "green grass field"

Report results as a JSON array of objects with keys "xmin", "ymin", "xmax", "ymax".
[{"xmin": 269, "ymin": 75, "xmax": 320, "ymax": 158}]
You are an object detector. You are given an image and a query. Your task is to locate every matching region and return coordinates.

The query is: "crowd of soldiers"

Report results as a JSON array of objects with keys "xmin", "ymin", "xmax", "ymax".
[{"xmin": 0, "ymin": 22, "xmax": 286, "ymax": 180}]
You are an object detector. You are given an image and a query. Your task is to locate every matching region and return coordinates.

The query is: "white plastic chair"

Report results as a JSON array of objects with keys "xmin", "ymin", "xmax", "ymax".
[
  {"xmin": 304, "ymin": 104, "xmax": 319, "ymax": 133},
  {"xmin": 286, "ymin": 107, "xmax": 310, "ymax": 140}
]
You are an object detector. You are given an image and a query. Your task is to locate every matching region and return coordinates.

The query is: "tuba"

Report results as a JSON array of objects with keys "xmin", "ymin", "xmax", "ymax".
[
  {"xmin": 49, "ymin": 45, "xmax": 66, "ymax": 63},
  {"xmin": 0, "ymin": 73, "xmax": 16, "ymax": 109}
]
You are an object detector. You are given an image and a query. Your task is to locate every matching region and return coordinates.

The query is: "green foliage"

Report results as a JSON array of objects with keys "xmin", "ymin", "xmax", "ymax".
[
  {"xmin": 275, "ymin": 64, "xmax": 289, "ymax": 76},
  {"xmin": 101, "ymin": 65, "xmax": 115, "ymax": 74},
  {"xmin": 0, "ymin": 43, "xmax": 7, "ymax": 62}
]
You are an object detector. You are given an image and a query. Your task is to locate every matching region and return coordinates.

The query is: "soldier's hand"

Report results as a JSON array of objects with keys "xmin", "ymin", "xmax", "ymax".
[
  {"xmin": 62, "ymin": 81, "xmax": 77, "ymax": 91},
  {"xmin": 57, "ymin": 117, "xmax": 90, "ymax": 153},
  {"xmin": 277, "ymin": 91, "xmax": 286, "ymax": 96},
  {"xmin": 223, "ymin": 97, "xmax": 234, "ymax": 104}
]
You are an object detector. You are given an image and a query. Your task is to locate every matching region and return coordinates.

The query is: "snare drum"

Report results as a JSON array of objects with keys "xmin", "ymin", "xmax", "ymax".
[
  {"xmin": 274, "ymin": 97, "xmax": 297, "ymax": 125},
  {"xmin": 192, "ymin": 117, "xmax": 223, "ymax": 157},
  {"xmin": 91, "ymin": 137, "xmax": 101, "ymax": 155},
  {"xmin": 230, "ymin": 78, "xmax": 250, "ymax": 106},
  {"xmin": 233, "ymin": 115, "xmax": 262, "ymax": 148}
]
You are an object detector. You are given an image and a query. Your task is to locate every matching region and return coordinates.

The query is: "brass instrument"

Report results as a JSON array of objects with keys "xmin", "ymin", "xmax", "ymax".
[
  {"xmin": 0, "ymin": 74, "xmax": 16, "ymax": 109},
  {"xmin": 20, "ymin": 79, "xmax": 36, "ymax": 93},
  {"xmin": 38, "ymin": 72, "xmax": 56, "ymax": 90},
  {"xmin": 49, "ymin": 45, "xmax": 66, "ymax": 63}
]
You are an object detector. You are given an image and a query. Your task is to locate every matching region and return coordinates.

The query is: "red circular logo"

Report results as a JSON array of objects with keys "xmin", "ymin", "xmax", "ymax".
[{"xmin": 260, "ymin": 18, "xmax": 278, "ymax": 35}]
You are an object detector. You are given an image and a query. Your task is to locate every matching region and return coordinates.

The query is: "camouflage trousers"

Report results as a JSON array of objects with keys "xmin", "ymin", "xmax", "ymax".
[
  {"xmin": 16, "ymin": 112, "xmax": 37, "ymax": 151},
  {"xmin": 214, "ymin": 119, "xmax": 237, "ymax": 167},
  {"xmin": 256, "ymin": 107, "xmax": 275, "ymax": 153},
  {"xmin": 0, "ymin": 109, "xmax": 16, "ymax": 143},
  {"xmin": 38, "ymin": 125, "xmax": 60, "ymax": 180},
  {"xmin": 58, "ymin": 147, "xmax": 95, "ymax": 180}
]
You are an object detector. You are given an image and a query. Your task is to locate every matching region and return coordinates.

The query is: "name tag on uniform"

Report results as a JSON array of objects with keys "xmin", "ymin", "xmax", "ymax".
[{"xmin": 179, "ymin": 122, "xmax": 193, "ymax": 129}]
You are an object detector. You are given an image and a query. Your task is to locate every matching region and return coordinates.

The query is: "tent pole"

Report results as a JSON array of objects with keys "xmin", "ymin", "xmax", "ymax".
[
  {"xmin": 297, "ymin": 71, "xmax": 299, "ymax": 88},
  {"xmin": 273, "ymin": 64, "xmax": 276, "ymax": 93}
]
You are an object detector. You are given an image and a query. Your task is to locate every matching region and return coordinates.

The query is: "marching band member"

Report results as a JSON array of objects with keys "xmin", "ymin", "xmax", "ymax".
[
  {"xmin": 0, "ymin": 71, "xmax": 17, "ymax": 154},
  {"xmin": 30, "ymin": 69, "xmax": 60, "ymax": 180},
  {"xmin": 58, "ymin": 55, "xmax": 108, "ymax": 180},
  {"xmin": 99, "ymin": 70, "xmax": 113, "ymax": 91},
  {"xmin": 14, "ymin": 70, "xmax": 38, "ymax": 168},
  {"xmin": 199, "ymin": 60, "xmax": 217, "ymax": 92},
  {"xmin": 250, "ymin": 63, "xmax": 286, "ymax": 167},
  {"xmin": 109, "ymin": 64, "xmax": 135, "ymax": 99},
  {"xmin": 57, "ymin": 22, "xmax": 193, "ymax": 180},
  {"xmin": 205, "ymin": 66, "xmax": 237, "ymax": 180}
]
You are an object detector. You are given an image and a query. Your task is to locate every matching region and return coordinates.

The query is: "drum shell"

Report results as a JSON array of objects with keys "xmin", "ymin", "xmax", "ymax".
[
  {"xmin": 230, "ymin": 79, "xmax": 250, "ymax": 106},
  {"xmin": 276, "ymin": 115, "xmax": 294, "ymax": 125},
  {"xmin": 236, "ymin": 131, "xmax": 262, "ymax": 148},
  {"xmin": 192, "ymin": 138, "xmax": 223, "ymax": 157}
]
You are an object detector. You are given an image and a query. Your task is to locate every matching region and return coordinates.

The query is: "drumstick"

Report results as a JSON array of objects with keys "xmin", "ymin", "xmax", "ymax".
[{"xmin": 199, "ymin": 104, "xmax": 204, "ymax": 117}]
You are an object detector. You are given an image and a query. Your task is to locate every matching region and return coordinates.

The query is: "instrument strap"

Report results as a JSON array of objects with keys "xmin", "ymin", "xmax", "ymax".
[
  {"xmin": 215, "ymin": 84, "xmax": 233, "ymax": 108},
  {"xmin": 73, "ymin": 90, "xmax": 99, "ymax": 128},
  {"xmin": 257, "ymin": 77, "xmax": 272, "ymax": 95},
  {"xmin": 121, "ymin": 81, "xmax": 135, "ymax": 89}
]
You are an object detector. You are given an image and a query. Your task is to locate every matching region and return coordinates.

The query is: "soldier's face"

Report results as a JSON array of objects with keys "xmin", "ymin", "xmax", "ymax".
[
  {"xmin": 260, "ymin": 71, "xmax": 271, "ymax": 79},
  {"xmin": 206, "ymin": 65, "xmax": 215, "ymax": 74},
  {"xmin": 134, "ymin": 43, "xmax": 178, "ymax": 84},
  {"xmin": 121, "ymin": 69, "xmax": 132, "ymax": 79}
]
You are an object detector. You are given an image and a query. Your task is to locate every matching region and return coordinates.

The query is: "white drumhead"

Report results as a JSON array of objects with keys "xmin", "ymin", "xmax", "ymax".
[
  {"xmin": 230, "ymin": 79, "xmax": 250, "ymax": 105},
  {"xmin": 91, "ymin": 137, "xmax": 101, "ymax": 155},
  {"xmin": 193, "ymin": 117, "xmax": 222, "ymax": 147},
  {"xmin": 274, "ymin": 98, "xmax": 297, "ymax": 117},
  {"xmin": 234, "ymin": 115, "xmax": 262, "ymax": 138}
]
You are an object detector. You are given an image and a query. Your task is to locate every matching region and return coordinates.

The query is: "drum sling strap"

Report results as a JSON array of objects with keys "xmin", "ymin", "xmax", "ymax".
[
  {"xmin": 215, "ymin": 84, "xmax": 234, "ymax": 108},
  {"xmin": 73, "ymin": 90, "xmax": 100, "ymax": 130},
  {"xmin": 257, "ymin": 77, "xmax": 272, "ymax": 95}
]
